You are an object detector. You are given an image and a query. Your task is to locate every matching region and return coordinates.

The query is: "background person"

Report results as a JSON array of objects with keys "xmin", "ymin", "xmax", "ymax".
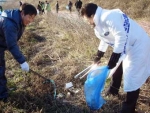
[
  {"xmin": 75, "ymin": 0, "xmax": 82, "ymax": 15},
  {"xmin": 0, "ymin": 3, "xmax": 37, "ymax": 102},
  {"xmin": 37, "ymin": 1, "xmax": 42, "ymax": 14},
  {"xmin": 19, "ymin": 1, "xmax": 23, "ymax": 6},
  {"xmin": 45, "ymin": 1, "xmax": 51, "ymax": 13},
  {"xmin": 0, "ymin": 5, "xmax": 3, "ymax": 15},
  {"xmin": 56, "ymin": 1, "xmax": 59, "ymax": 13},
  {"xmin": 68, "ymin": 0, "xmax": 73, "ymax": 13},
  {"xmin": 41, "ymin": 2, "xmax": 45, "ymax": 14},
  {"xmin": 19, "ymin": 1, "xmax": 23, "ymax": 10},
  {"xmin": 81, "ymin": 3, "xmax": 150, "ymax": 113}
]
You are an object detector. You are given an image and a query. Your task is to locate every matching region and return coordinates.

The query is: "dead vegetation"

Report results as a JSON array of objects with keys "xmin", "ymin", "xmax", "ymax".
[{"xmin": 0, "ymin": 0, "xmax": 150, "ymax": 113}]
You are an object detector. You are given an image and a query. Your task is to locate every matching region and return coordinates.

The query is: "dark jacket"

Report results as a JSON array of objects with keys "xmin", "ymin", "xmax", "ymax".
[
  {"xmin": 0, "ymin": 9, "xmax": 26, "ymax": 64},
  {"xmin": 68, "ymin": 1, "xmax": 72, "ymax": 8},
  {"xmin": 75, "ymin": 0, "xmax": 82, "ymax": 9}
]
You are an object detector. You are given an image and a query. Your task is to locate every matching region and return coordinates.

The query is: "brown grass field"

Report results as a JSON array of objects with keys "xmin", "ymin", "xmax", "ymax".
[{"xmin": 0, "ymin": 0, "xmax": 150, "ymax": 113}]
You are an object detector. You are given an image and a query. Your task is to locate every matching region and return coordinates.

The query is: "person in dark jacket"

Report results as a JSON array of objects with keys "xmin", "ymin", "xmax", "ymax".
[
  {"xmin": 0, "ymin": 5, "xmax": 3, "ymax": 12},
  {"xmin": 56, "ymin": 1, "xmax": 59, "ymax": 13},
  {"xmin": 0, "ymin": 3, "xmax": 37, "ymax": 102},
  {"xmin": 68, "ymin": 1, "xmax": 73, "ymax": 13},
  {"xmin": 75, "ymin": 0, "xmax": 82, "ymax": 14},
  {"xmin": 0, "ymin": 5, "xmax": 2, "ymax": 15},
  {"xmin": 37, "ymin": 1, "xmax": 42, "ymax": 14}
]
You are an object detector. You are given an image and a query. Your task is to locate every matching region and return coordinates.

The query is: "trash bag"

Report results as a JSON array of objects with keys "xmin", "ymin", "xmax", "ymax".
[{"xmin": 84, "ymin": 66, "xmax": 110, "ymax": 110}]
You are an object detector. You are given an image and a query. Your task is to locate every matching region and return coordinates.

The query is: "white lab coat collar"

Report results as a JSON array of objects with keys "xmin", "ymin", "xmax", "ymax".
[{"xmin": 93, "ymin": 7, "xmax": 103, "ymax": 26}]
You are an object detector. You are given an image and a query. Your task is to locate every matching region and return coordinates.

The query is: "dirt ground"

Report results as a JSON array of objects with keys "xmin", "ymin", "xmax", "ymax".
[{"xmin": 1, "ymin": 10, "xmax": 149, "ymax": 113}]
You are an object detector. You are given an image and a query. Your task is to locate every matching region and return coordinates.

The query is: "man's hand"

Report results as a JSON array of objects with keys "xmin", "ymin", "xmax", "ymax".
[
  {"xmin": 20, "ymin": 61, "xmax": 29, "ymax": 72},
  {"xmin": 93, "ymin": 50, "xmax": 104, "ymax": 64}
]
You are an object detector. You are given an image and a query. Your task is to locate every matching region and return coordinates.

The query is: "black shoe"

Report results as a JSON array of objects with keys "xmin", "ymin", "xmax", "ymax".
[
  {"xmin": 0, "ymin": 97, "xmax": 8, "ymax": 103},
  {"xmin": 120, "ymin": 102, "xmax": 136, "ymax": 113}
]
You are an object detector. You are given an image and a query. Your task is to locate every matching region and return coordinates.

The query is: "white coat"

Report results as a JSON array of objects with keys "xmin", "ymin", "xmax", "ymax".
[{"xmin": 94, "ymin": 7, "xmax": 150, "ymax": 92}]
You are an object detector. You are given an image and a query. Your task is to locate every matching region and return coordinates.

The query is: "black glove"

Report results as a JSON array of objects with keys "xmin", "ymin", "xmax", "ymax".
[
  {"xmin": 94, "ymin": 50, "xmax": 104, "ymax": 64},
  {"xmin": 108, "ymin": 52, "xmax": 121, "ymax": 69}
]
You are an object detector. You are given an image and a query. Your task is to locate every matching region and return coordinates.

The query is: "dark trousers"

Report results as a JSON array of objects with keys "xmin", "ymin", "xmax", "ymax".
[
  {"xmin": 0, "ymin": 49, "xmax": 8, "ymax": 99},
  {"xmin": 108, "ymin": 62, "xmax": 123, "ymax": 95},
  {"xmin": 56, "ymin": 8, "xmax": 59, "ymax": 13},
  {"xmin": 108, "ymin": 62, "xmax": 140, "ymax": 113},
  {"xmin": 121, "ymin": 89, "xmax": 140, "ymax": 113},
  {"xmin": 69, "ymin": 7, "xmax": 72, "ymax": 12}
]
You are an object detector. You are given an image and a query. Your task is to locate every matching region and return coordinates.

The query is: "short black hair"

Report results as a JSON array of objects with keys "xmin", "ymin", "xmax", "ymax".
[
  {"xmin": 81, "ymin": 3, "xmax": 98, "ymax": 18},
  {"xmin": 20, "ymin": 3, "xmax": 37, "ymax": 16}
]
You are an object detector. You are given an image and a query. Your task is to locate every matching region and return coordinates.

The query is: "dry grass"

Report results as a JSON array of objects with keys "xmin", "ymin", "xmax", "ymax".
[{"xmin": 0, "ymin": 0, "xmax": 149, "ymax": 113}]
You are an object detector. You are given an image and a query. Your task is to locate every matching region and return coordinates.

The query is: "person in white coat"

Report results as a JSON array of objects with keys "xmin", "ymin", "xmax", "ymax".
[{"xmin": 81, "ymin": 3, "xmax": 150, "ymax": 113}]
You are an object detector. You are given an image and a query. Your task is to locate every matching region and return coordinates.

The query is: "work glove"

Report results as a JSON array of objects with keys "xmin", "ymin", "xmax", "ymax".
[
  {"xmin": 108, "ymin": 52, "xmax": 121, "ymax": 69},
  {"xmin": 94, "ymin": 50, "xmax": 104, "ymax": 64},
  {"xmin": 20, "ymin": 61, "xmax": 29, "ymax": 72}
]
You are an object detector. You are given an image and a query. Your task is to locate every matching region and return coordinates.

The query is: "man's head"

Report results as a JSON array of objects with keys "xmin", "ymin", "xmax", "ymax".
[
  {"xmin": 20, "ymin": 3, "xmax": 37, "ymax": 26},
  {"xmin": 81, "ymin": 3, "xmax": 97, "ymax": 27}
]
